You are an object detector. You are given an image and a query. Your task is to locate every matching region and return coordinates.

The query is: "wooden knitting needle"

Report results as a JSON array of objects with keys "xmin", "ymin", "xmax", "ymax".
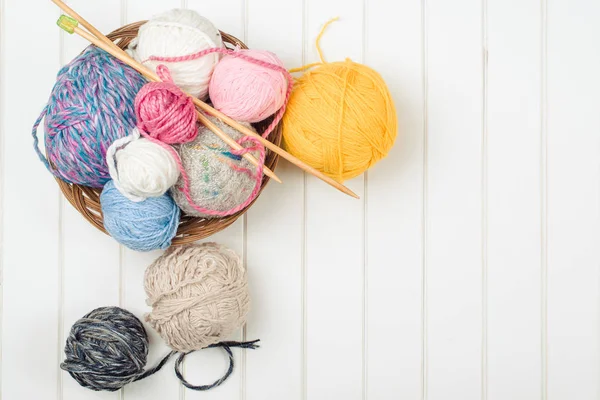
[
  {"xmin": 55, "ymin": 8, "xmax": 359, "ymax": 199},
  {"xmin": 53, "ymin": 4, "xmax": 281, "ymax": 184},
  {"xmin": 192, "ymin": 100, "xmax": 360, "ymax": 199}
]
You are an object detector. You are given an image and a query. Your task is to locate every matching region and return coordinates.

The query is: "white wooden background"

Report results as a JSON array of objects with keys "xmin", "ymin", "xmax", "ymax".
[{"xmin": 1, "ymin": 0, "xmax": 600, "ymax": 399}]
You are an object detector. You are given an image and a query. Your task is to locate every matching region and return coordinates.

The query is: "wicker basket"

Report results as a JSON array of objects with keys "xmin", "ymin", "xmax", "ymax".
[{"xmin": 56, "ymin": 21, "xmax": 281, "ymax": 245}]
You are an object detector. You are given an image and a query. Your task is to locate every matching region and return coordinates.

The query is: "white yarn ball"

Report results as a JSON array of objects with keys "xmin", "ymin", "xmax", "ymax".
[
  {"xmin": 107, "ymin": 129, "xmax": 180, "ymax": 202},
  {"xmin": 129, "ymin": 9, "xmax": 224, "ymax": 99}
]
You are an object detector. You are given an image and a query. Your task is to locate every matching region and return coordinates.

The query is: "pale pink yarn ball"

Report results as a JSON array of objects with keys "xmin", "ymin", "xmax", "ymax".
[{"xmin": 209, "ymin": 49, "xmax": 287, "ymax": 123}]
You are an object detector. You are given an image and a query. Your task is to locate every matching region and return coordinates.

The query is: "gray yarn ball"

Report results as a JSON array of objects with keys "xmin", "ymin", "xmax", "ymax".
[
  {"xmin": 170, "ymin": 116, "xmax": 259, "ymax": 218},
  {"xmin": 60, "ymin": 307, "xmax": 149, "ymax": 391}
]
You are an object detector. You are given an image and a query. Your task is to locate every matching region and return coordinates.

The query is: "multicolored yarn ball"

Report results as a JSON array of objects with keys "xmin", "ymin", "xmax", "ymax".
[
  {"xmin": 130, "ymin": 9, "xmax": 223, "ymax": 99},
  {"xmin": 135, "ymin": 65, "xmax": 198, "ymax": 145},
  {"xmin": 60, "ymin": 307, "xmax": 171, "ymax": 392},
  {"xmin": 282, "ymin": 19, "xmax": 398, "ymax": 182},
  {"xmin": 170, "ymin": 116, "xmax": 262, "ymax": 218},
  {"xmin": 144, "ymin": 242, "xmax": 250, "ymax": 352},
  {"xmin": 106, "ymin": 128, "xmax": 180, "ymax": 202},
  {"xmin": 100, "ymin": 180, "xmax": 180, "ymax": 252},
  {"xmin": 32, "ymin": 46, "xmax": 146, "ymax": 187},
  {"xmin": 209, "ymin": 49, "xmax": 288, "ymax": 123}
]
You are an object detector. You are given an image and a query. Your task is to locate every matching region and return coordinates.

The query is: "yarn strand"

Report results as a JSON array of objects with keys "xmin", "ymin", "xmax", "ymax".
[
  {"xmin": 132, "ymin": 351, "xmax": 177, "ymax": 382},
  {"xmin": 289, "ymin": 17, "xmax": 339, "ymax": 74},
  {"xmin": 316, "ymin": 17, "xmax": 338, "ymax": 63},
  {"xmin": 145, "ymin": 47, "xmax": 293, "ymax": 138},
  {"xmin": 174, "ymin": 340, "xmax": 260, "ymax": 391},
  {"xmin": 31, "ymin": 106, "xmax": 52, "ymax": 171}
]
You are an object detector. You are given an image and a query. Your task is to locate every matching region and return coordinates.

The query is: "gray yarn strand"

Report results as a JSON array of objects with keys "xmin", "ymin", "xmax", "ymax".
[{"xmin": 174, "ymin": 340, "xmax": 261, "ymax": 390}]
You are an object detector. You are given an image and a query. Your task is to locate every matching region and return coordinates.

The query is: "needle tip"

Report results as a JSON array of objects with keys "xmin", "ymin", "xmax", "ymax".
[{"xmin": 344, "ymin": 188, "xmax": 360, "ymax": 199}]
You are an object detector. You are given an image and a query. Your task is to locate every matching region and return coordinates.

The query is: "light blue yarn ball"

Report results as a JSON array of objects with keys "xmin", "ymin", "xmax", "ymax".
[{"xmin": 100, "ymin": 180, "xmax": 180, "ymax": 251}]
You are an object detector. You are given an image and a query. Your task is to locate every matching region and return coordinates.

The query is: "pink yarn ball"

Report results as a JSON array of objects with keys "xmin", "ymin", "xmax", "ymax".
[
  {"xmin": 209, "ymin": 49, "xmax": 287, "ymax": 123},
  {"xmin": 135, "ymin": 76, "xmax": 198, "ymax": 144}
]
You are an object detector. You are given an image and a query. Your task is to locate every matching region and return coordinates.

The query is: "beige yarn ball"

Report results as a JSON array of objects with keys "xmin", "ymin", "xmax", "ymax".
[{"xmin": 144, "ymin": 242, "xmax": 250, "ymax": 352}]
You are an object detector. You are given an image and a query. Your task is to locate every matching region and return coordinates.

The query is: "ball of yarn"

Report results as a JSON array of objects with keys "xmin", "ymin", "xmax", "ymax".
[
  {"xmin": 135, "ymin": 66, "xmax": 198, "ymax": 144},
  {"xmin": 40, "ymin": 46, "xmax": 146, "ymax": 187},
  {"xmin": 61, "ymin": 307, "xmax": 150, "ymax": 391},
  {"xmin": 282, "ymin": 59, "xmax": 397, "ymax": 182},
  {"xmin": 107, "ymin": 128, "xmax": 180, "ymax": 201},
  {"xmin": 209, "ymin": 49, "xmax": 287, "ymax": 123},
  {"xmin": 101, "ymin": 180, "xmax": 180, "ymax": 251},
  {"xmin": 170, "ymin": 116, "xmax": 259, "ymax": 218},
  {"xmin": 145, "ymin": 242, "xmax": 250, "ymax": 352},
  {"xmin": 130, "ymin": 9, "xmax": 223, "ymax": 99}
]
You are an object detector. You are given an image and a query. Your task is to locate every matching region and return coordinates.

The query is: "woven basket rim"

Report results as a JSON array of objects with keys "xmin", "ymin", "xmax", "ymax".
[{"xmin": 55, "ymin": 21, "xmax": 281, "ymax": 246}]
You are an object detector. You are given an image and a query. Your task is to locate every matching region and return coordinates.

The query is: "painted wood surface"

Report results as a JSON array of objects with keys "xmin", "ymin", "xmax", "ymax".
[{"xmin": 1, "ymin": 0, "xmax": 598, "ymax": 399}]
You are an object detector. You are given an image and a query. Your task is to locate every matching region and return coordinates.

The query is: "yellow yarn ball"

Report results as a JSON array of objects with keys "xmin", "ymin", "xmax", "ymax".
[{"xmin": 282, "ymin": 59, "xmax": 397, "ymax": 182}]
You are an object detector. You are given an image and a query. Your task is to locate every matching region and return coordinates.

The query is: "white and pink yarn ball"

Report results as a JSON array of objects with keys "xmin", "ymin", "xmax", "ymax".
[{"xmin": 129, "ymin": 9, "xmax": 223, "ymax": 100}]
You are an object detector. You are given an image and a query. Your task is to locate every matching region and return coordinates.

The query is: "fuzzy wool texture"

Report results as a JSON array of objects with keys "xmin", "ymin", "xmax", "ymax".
[
  {"xmin": 37, "ymin": 46, "xmax": 146, "ymax": 187},
  {"xmin": 209, "ymin": 49, "xmax": 287, "ymax": 123},
  {"xmin": 144, "ymin": 242, "xmax": 250, "ymax": 352},
  {"xmin": 106, "ymin": 128, "xmax": 180, "ymax": 202},
  {"xmin": 129, "ymin": 9, "xmax": 223, "ymax": 100},
  {"xmin": 101, "ymin": 180, "xmax": 180, "ymax": 252},
  {"xmin": 170, "ymin": 116, "xmax": 258, "ymax": 219}
]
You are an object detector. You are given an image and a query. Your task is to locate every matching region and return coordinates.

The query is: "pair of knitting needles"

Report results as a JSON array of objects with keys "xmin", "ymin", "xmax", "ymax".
[{"xmin": 51, "ymin": 0, "xmax": 359, "ymax": 199}]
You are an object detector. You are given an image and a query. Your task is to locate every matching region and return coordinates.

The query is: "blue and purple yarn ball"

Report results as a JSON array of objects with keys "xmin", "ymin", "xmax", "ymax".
[{"xmin": 34, "ymin": 46, "xmax": 146, "ymax": 187}]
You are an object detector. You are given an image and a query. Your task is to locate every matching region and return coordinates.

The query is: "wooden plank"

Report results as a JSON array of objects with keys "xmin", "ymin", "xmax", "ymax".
[
  {"xmin": 424, "ymin": 0, "xmax": 483, "ymax": 398},
  {"xmin": 244, "ymin": 0, "xmax": 305, "ymax": 398},
  {"xmin": 546, "ymin": 0, "xmax": 600, "ymax": 398},
  {"xmin": 7, "ymin": 1, "xmax": 600, "ymax": 399},
  {"xmin": 125, "ymin": 0, "xmax": 182, "ymax": 22},
  {"xmin": 121, "ymin": 2, "xmax": 185, "ymax": 400},
  {"xmin": 188, "ymin": 0, "xmax": 244, "ymax": 41},
  {"xmin": 303, "ymin": 0, "xmax": 365, "ymax": 399},
  {"xmin": 0, "ymin": 0, "xmax": 4, "ymax": 390},
  {"xmin": 179, "ymin": 219, "xmax": 246, "ymax": 400},
  {"xmin": 121, "ymin": 249, "xmax": 181, "ymax": 400},
  {"xmin": 486, "ymin": 0, "xmax": 543, "ymax": 399},
  {"xmin": 1, "ymin": 0, "xmax": 61, "ymax": 399},
  {"xmin": 364, "ymin": 0, "xmax": 424, "ymax": 397},
  {"xmin": 59, "ymin": 2, "xmax": 123, "ymax": 400},
  {"xmin": 182, "ymin": 2, "xmax": 247, "ymax": 399}
]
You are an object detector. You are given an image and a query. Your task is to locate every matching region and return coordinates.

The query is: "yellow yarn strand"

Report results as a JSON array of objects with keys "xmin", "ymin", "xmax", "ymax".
[
  {"xmin": 289, "ymin": 17, "xmax": 338, "ymax": 74},
  {"xmin": 282, "ymin": 18, "xmax": 398, "ymax": 182}
]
